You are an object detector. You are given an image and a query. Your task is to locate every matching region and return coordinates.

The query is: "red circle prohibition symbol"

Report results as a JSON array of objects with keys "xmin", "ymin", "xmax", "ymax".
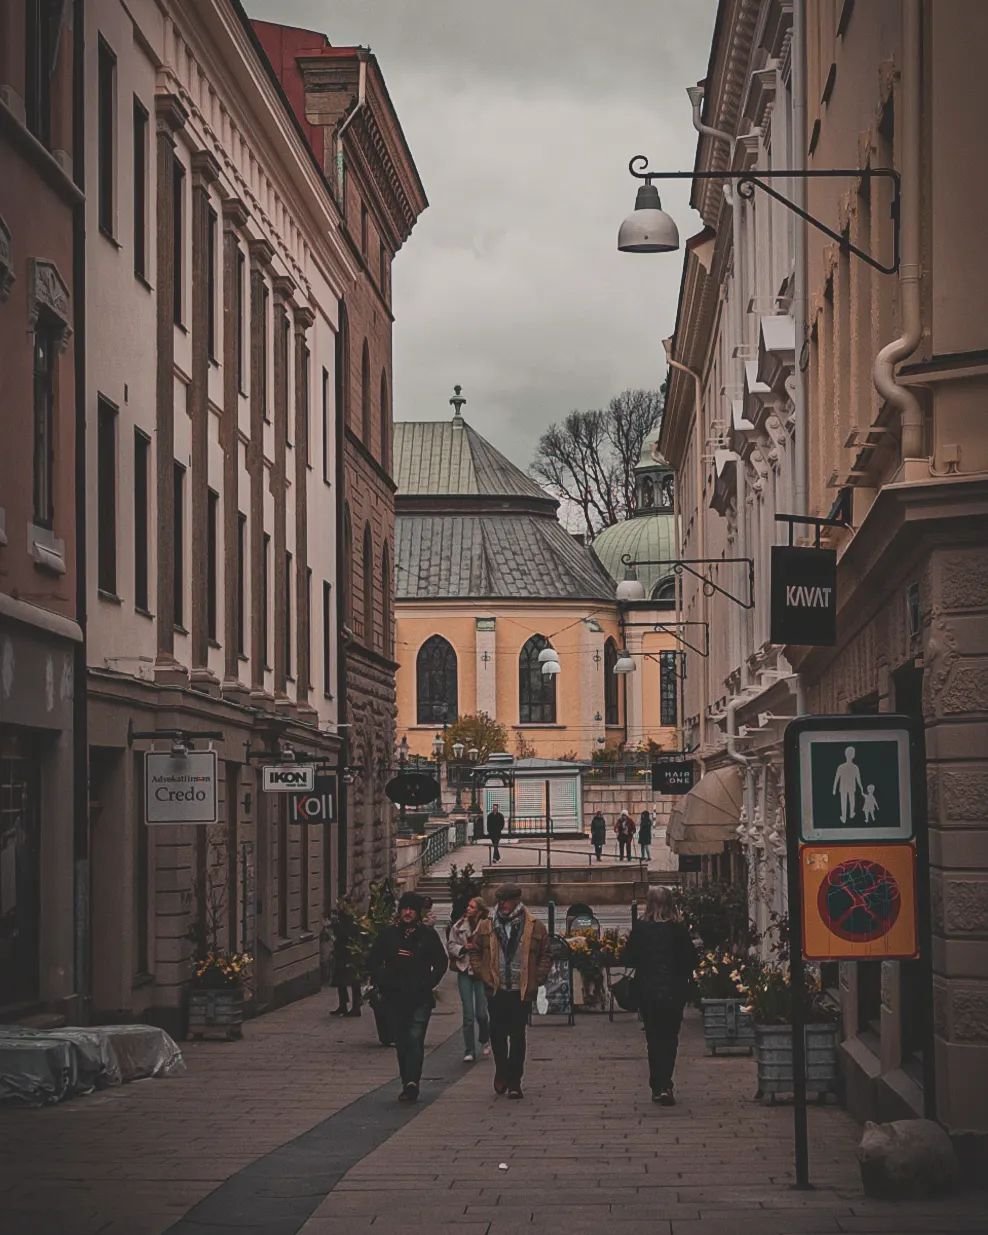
[{"xmin": 817, "ymin": 858, "xmax": 902, "ymax": 943}]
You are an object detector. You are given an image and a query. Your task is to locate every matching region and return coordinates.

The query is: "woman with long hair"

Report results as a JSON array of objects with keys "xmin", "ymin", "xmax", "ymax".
[
  {"xmin": 622, "ymin": 886, "xmax": 697, "ymax": 1104},
  {"xmin": 447, "ymin": 896, "xmax": 491, "ymax": 1062}
]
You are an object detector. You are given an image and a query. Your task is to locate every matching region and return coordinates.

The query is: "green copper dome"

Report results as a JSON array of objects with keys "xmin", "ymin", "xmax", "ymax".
[{"xmin": 591, "ymin": 512, "xmax": 677, "ymax": 600}]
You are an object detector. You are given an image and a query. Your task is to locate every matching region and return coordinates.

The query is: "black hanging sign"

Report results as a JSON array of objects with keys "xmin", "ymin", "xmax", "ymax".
[
  {"xmin": 770, "ymin": 545, "xmax": 837, "ymax": 646},
  {"xmin": 386, "ymin": 771, "xmax": 441, "ymax": 807},
  {"xmin": 652, "ymin": 760, "xmax": 695, "ymax": 795},
  {"xmin": 290, "ymin": 773, "xmax": 337, "ymax": 824}
]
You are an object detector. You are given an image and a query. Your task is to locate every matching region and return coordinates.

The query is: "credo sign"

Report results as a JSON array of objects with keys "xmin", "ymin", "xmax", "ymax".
[
  {"xmin": 262, "ymin": 764, "xmax": 316, "ymax": 794},
  {"xmin": 145, "ymin": 751, "xmax": 218, "ymax": 825}
]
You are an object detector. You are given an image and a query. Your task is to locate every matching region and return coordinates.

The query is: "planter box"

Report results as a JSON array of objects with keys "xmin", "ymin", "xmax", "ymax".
[
  {"xmin": 188, "ymin": 988, "xmax": 245, "ymax": 1041},
  {"xmin": 754, "ymin": 1022, "xmax": 839, "ymax": 1102},
  {"xmin": 701, "ymin": 998, "xmax": 755, "ymax": 1055}
]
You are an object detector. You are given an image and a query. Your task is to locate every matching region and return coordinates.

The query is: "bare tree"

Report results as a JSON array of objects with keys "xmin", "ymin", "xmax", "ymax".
[{"xmin": 531, "ymin": 389, "xmax": 663, "ymax": 539}]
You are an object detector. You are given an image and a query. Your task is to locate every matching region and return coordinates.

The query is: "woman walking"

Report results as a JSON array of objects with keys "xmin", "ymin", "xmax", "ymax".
[
  {"xmin": 622, "ymin": 886, "xmax": 697, "ymax": 1105},
  {"xmin": 590, "ymin": 810, "xmax": 607, "ymax": 861},
  {"xmin": 638, "ymin": 808, "xmax": 654, "ymax": 861},
  {"xmin": 447, "ymin": 896, "xmax": 491, "ymax": 1062},
  {"xmin": 330, "ymin": 903, "xmax": 363, "ymax": 1017}
]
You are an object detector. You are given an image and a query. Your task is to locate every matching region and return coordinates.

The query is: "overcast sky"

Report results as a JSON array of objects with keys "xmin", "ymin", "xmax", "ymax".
[{"xmin": 246, "ymin": 0, "xmax": 717, "ymax": 471}]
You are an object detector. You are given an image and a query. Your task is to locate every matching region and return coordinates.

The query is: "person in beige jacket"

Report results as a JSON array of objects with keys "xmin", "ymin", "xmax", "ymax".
[{"xmin": 469, "ymin": 882, "xmax": 551, "ymax": 1099}]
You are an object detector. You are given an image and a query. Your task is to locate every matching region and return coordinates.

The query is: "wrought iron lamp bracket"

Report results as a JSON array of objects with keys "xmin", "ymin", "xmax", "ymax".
[
  {"xmin": 622, "ymin": 554, "xmax": 755, "ymax": 609},
  {"xmin": 621, "ymin": 620, "xmax": 710, "ymax": 658}
]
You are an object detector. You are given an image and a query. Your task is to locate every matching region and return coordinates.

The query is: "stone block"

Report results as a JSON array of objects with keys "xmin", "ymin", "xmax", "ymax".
[{"xmin": 857, "ymin": 1118, "xmax": 959, "ymax": 1198}]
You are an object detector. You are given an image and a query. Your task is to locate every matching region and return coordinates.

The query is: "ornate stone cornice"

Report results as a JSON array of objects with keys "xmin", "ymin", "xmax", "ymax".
[
  {"xmin": 272, "ymin": 273, "xmax": 296, "ymax": 305},
  {"xmin": 248, "ymin": 237, "xmax": 275, "ymax": 269},
  {"xmin": 155, "ymin": 92, "xmax": 188, "ymax": 136},
  {"xmin": 191, "ymin": 148, "xmax": 221, "ymax": 189},
  {"xmin": 293, "ymin": 304, "xmax": 315, "ymax": 332},
  {"xmin": 222, "ymin": 194, "xmax": 250, "ymax": 230},
  {"xmin": 28, "ymin": 258, "xmax": 72, "ymax": 348}
]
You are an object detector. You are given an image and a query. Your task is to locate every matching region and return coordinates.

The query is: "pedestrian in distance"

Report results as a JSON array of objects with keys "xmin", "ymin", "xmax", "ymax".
[
  {"xmin": 622, "ymin": 885, "xmax": 698, "ymax": 1106},
  {"xmin": 368, "ymin": 891, "xmax": 448, "ymax": 1103},
  {"xmin": 614, "ymin": 810, "xmax": 636, "ymax": 861},
  {"xmin": 638, "ymin": 808, "xmax": 654, "ymax": 861},
  {"xmin": 469, "ymin": 881, "xmax": 551, "ymax": 1099},
  {"xmin": 590, "ymin": 810, "xmax": 607, "ymax": 861},
  {"xmin": 330, "ymin": 903, "xmax": 363, "ymax": 1018},
  {"xmin": 447, "ymin": 896, "xmax": 492, "ymax": 1062},
  {"xmin": 421, "ymin": 895, "xmax": 437, "ymax": 928},
  {"xmin": 487, "ymin": 802, "xmax": 506, "ymax": 863}
]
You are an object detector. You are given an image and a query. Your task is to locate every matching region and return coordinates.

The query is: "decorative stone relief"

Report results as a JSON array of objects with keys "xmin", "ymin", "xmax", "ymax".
[
  {"xmin": 0, "ymin": 215, "xmax": 13, "ymax": 301},
  {"xmin": 939, "ymin": 661, "xmax": 988, "ymax": 717},
  {"xmin": 943, "ymin": 881, "xmax": 988, "ymax": 935},
  {"xmin": 930, "ymin": 873, "xmax": 944, "ymax": 933},
  {"xmin": 923, "ymin": 606, "xmax": 958, "ymax": 718},
  {"xmin": 28, "ymin": 259, "xmax": 72, "ymax": 348},
  {"xmin": 940, "ymin": 770, "xmax": 988, "ymax": 824},
  {"xmin": 940, "ymin": 549, "xmax": 988, "ymax": 611},
  {"xmin": 950, "ymin": 989, "xmax": 988, "ymax": 1044}
]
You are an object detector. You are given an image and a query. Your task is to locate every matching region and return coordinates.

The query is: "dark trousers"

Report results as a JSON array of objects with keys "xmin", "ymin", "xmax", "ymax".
[
  {"xmin": 336, "ymin": 983, "xmax": 361, "ymax": 1011},
  {"xmin": 490, "ymin": 835, "xmax": 502, "ymax": 862},
  {"xmin": 488, "ymin": 990, "xmax": 530, "ymax": 1086},
  {"xmin": 640, "ymin": 997, "xmax": 685, "ymax": 1093},
  {"xmin": 389, "ymin": 999, "xmax": 432, "ymax": 1087},
  {"xmin": 593, "ymin": 842, "xmax": 603, "ymax": 861},
  {"xmin": 618, "ymin": 837, "xmax": 631, "ymax": 860}
]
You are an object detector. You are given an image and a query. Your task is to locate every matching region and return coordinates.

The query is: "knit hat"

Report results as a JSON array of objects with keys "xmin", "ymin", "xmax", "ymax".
[
  {"xmin": 494, "ymin": 882, "xmax": 523, "ymax": 901},
  {"xmin": 398, "ymin": 891, "xmax": 425, "ymax": 913}
]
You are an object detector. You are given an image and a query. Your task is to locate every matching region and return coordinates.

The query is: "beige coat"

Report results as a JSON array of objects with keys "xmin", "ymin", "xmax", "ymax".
[{"xmin": 470, "ymin": 909, "xmax": 552, "ymax": 1002}]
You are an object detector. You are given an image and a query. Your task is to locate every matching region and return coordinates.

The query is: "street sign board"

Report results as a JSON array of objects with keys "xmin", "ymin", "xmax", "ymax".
[
  {"xmin": 793, "ymin": 724, "xmax": 914, "ymax": 843},
  {"xmin": 652, "ymin": 759, "xmax": 695, "ymax": 795},
  {"xmin": 290, "ymin": 773, "xmax": 336, "ymax": 823},
  {"xmin": 770, "ymin": 545, "xmax": 837, "ymax": 646},
  {"xmin": 800, "ymin": 843, "xmax": 918, "ymax": 961},
  {"xmin": 145, "ymin": 750, "xmax": 218, "ymax": 824},
  {"xmin": 262, "ymin": 764, "xmax": 316, "ymax": 793},
  {"xmin": 385, "ymin": 771, "xmax": 441, "ymax": 807}
]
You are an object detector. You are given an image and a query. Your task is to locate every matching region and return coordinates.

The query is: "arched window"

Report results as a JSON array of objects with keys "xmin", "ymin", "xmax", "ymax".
[
  {"xmin": 416, "ymin": 635, "xmax": 457, "ymax": 725},
  {"xmin": 381, "ymin": 542, "xmax": 393, "ymax": 657},
  {"xmin": 362, "ymin": 523, "xmax": 374, "ymax": 646},
  {"xmin": 519, "ymin": 634, "xmax": 556, "ymax": 725},
  {"xmin": 342, "ymin": 503, "xmax": 353, "ymax": 625},
  {"xmin": 380, "ymin": 369, "xmax": 390, "ymax": 471},
  {"xmin": 651, "ymin": 576, "xmax": 676, "ymax": 609},
  {"xmin": 336, "ymin": 302, "xmax": 350, "ymax": 426},
  {"xmin": 604, "ymin": 638, "xmax": 619, "ymax": 725},
  {"xmin": 361, "ymin": 339, "xmax": 371, "ymax": 444}
]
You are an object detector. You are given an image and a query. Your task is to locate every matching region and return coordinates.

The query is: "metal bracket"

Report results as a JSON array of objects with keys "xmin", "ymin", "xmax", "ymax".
[
  {"xmin": 622, "ymin": 554, "xmax": 755, "ymax": 609},
  {"xmin": 622, "ymin": 620, "xmax": 710, "ymax": 658},
  {"xmin": 628, "ymin": 158, "xmax": 901, "ymax": 275},
  {"xmin": 127, "ymin": 721, "xmax": 223, "ymax": 747},
  {"xmin": 775, "ymin": 511, "xmax": 850, "ymax": 549}
]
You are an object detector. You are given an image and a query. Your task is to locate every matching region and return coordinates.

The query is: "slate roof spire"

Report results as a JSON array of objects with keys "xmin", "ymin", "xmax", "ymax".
[{"xmin": 450, "ymin": 383, "xmax": 467, "ymax": 422}]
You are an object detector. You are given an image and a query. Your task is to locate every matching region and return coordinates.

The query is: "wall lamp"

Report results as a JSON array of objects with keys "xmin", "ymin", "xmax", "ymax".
[{"xmin": 619, "ymin": 157, "xmax": 901, "ymax": 275}]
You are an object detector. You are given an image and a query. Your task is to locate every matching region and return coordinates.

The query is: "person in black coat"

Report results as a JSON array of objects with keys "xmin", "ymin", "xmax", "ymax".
[
  {"xmin": 638, "ymin": 809, "xmax": 654, "ymax": 861},
  {"xmin": 368, "ymin": 891, "xmax": 448, "ymax": 1102},
  {"xmin": 330, "ymin": 904, "xmax": 362, "ymax": 1017},
  {"xmin": 487, "ymin": 803, "xmax": 506, "ymax": 863},
  {"xmin": 589, "ymin": 811, "xmax": 607, "ymax": 861},
  {"xmin": 622, "ymin": 885, "xmax": 697, "ymax": 1104}
]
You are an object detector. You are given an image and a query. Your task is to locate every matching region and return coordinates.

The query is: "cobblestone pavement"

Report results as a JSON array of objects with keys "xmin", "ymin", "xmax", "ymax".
[{"xmin": 1, "ymin": 982, "xmax": 984, "ymax": 1235}]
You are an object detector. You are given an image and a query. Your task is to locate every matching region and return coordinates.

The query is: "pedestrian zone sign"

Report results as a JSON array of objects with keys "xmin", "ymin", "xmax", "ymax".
[
  {"xmin": 794, "ymin": 724, "xmax": 914, "ymax": 843},
  {"xmin": 800, "ymin": 843, "xmax": 918, "ymax": 961}
]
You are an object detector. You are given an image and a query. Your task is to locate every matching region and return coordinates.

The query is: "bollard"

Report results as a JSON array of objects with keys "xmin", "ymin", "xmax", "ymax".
[{"xmin": 548, "ymin": 900, "xmax": 556, "ymax": 936}]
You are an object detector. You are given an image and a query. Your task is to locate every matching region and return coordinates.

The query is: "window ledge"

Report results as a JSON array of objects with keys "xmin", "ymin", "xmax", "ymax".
[
  {"xmin": 135, "ymin": 605, "xmax": 154, "ymax": 620},
  {"xmin": 99, "ymin": 226, "xmax": 121, "ymax": 250},
  {"xmin": 134, "ymin": 271, "xmax": 152, "ymax": 292},
  {"xmin": 98, "ymin": 589, "xmax": 123, "ymax": 605},
  {"xmin": 28, "ymin": 524, "xmax": 66, "ymax": 575},
  {"xmin": 174, "ymin": 623, "xmax": 189, "ymax": 636},
  {"xmin": 513, "ymin": 724, "xmax": 567, "ymax": 730}
]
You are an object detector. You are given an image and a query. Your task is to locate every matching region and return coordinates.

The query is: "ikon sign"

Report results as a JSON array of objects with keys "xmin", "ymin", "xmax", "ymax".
[
  {"xmin": 770, "ymin": 545, "xmax": 837, "ymax": 646},
  {"xmin": 262, "ymin": 764, "xmax": 316, "ymax": 793}
]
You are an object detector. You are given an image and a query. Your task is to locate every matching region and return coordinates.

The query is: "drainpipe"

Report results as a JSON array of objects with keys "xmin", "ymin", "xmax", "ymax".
[
  {"xmin": 726, "ymin": 691, "xmax": 756, "ymax": 892},
  {"xmin": 872, "ymin": 0, "xmax": 924, "ymax": 460},
  {"xmin": 792, "ymin": 0, "xmax": 809, "ymax": 515},
  {"xmin": 336, "ymin": 54, "xmax": 367, "ymax": 204}
]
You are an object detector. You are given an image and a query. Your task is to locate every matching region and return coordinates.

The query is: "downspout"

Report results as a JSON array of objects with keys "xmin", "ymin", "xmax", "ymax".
[
  {"xmin": 726, "ymin": 691, "xmax": 756, "ymax": 889},
  {"xmin": 792, "ymin": 0, "xmax": 809, "ymax": 515},
  {"xmin": 873, "ymin": 0, "xmax": 924, "ymax": 460},
  {"xmin": 335, "ymin": 55, "xmax": 367, "ymax": 205}
]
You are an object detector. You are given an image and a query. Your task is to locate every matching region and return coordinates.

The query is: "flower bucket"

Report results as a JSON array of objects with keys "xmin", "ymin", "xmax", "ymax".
[
  {"xmin": 188, "ymin": 988, "xmax": 245, "ymax": 1041},
  {"xmin": 754, "ymin": 1022, "xmax": 839, "ymax": 1102},
  {"xmin": 701, "ymin": 998, "xmax": 755, "ymax": 1055}
]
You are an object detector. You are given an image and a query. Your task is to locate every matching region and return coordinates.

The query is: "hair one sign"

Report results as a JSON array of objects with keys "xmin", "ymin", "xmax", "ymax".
[{"xmin": 145, "ymin": 751, "xmax": 218, "ymax": 824}]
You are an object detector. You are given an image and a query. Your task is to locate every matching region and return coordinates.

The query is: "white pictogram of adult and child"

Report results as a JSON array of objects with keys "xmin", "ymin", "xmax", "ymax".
[{"xmin": 832, "ymin": 746, "xmax": 879, "ymax": 823}]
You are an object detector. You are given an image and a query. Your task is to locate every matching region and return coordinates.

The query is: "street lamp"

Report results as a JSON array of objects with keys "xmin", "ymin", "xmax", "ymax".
[
  {"xmin": 452, "ymin": 739, "xmax": 466, "ymax": 811},
  {"xmin": 616, "ymin": 565, "xmax": 646, "ymax": 602},
  {"xmin": 432, "ymin": 730, "xmax": 447, "ymax": 817},
  {"xmin": 613, "ymin": 650, "xmax": 637, "ymax": 674},
  {"xmin": 395, "ymin": 735, "xmax": 410, "ymax": 833},
  {"xmin": 617, "ymin": 178, "xmax": 680, "ymax": 254}
]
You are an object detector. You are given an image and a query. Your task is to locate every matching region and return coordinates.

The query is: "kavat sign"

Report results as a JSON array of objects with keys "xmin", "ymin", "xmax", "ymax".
[{"xmin": 145, "ymin": 751, "xmax": 218, "ymax": 825}]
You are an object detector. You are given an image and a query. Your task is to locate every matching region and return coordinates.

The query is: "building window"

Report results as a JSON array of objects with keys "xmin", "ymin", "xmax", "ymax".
[
  {"xmin": 336, "ymin": 302, "xmax": 349, "ymax": 429},
  {"xmin": 322, "ymin": 580, "xmax": 332, "ymax": 695},
  {"xmin": 659, "ymin": 651, "xmax": 679, "ymax": 727},
  {"xmin": 285, "ymin": 550, "xmax": 293, "ymax": 678},
  {"xmin": 97, "ymin": 38, "xmax": 116, "ymax": 236},
  {"xmin": 416, "ymin": 635, "xmax": 457, "ymax": 726},
  {"xmin": 173, "ymin": 462, "xmax": 185, "ymax": 628},
  {"xmin": 519, "ymin": 635, "xmax": 557, "ymax": 725},
  {"xmin": 236, "ymin": 512, "xmax": 246, "ymax": 655},
  {"xmin": 32, "ymin": 321, "xmax": 57, "ymax": 528},
  {"xmin": 651, "ymin": 576, "xmax": 676, "ymax": 609},
  {"xmin": 262, "ymin": 531, "xmax": 271, "ymax": 668},
  {"xmin": 134, "ymin": 430, "xmax": 150, "ymax": 611},
  {"xmin": 321, "ymin": 366, "xmax": 330, "ymax": 483},
  {"xmin": 283, "ymin": 315, "xmax": 292, "ymax": 446},
  {"xmin": 97, "ymin": 398, "xmax": 117, "ymax": 594},
  {"xmin": 604, "ymin": 639, "xmax": 619, "ymax": 725},
  {"xmin": 207, "ymin": 207, "xmax": 218, "ymax": 361},
  {"xmin": 381, "ymin": 543, "xmax": 392, "ymax": 658},
  {"xmin": 236, "ymin": 249, "xmax": 246, "ymax": 391},
  {"xmin": 207, "ymin": 488, "xmax": 219, "ymax": 642},
  {"xmin": 306, "ymin": 566, "xmax": 313, "ymax": 688},
  {"xmin": 360, "ymin": 339, "xmax": 371, "ymax": 444},
  {"xmin": 172, "ymin": 159, "xmax": 185, "ymax": 325},
  {"xmin": 342, "ymin": 504, "xmax": 352, "ymax": 626},
  {"xmin": 302, "ymin": 345, "xmax": 311, "ymax": 464},
  {"xmin": 25, "ymin": 0, "xmax": 61, "ymax": 146},
  {"xmin": 380, "ymin": 370, "xmax": 390, "ymax": 470},
  {"xmin": 360, "ymin": 203, "xmax": 368, "ymax": 256},
  {"xmin": 133, "ymin": 99, "xmax": 148, "ymax": 279},
  {"xmin": 260, "ymin": 282, "xmax": 269, "ymax": 421},
  {"xmin": 362, "ymin": 523, "xmax": 374, "ymax": 646}
]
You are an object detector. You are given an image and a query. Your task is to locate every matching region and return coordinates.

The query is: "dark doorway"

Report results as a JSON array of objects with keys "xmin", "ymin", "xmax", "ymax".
[{"xmin": 0, "ymin": 732, "xmax": 42, "ymax": 1008}]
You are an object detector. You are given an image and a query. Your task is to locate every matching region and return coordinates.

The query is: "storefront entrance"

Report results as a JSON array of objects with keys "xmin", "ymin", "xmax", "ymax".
[{"xmin": 0, "ymin": 732, "xmax": 41, "ymax": 1008}]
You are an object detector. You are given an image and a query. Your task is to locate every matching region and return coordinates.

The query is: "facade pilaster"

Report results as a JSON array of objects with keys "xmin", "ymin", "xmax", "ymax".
[
  {"xmin": 271, "ymin": 274, "xmax": 295, "ymax": 714},
  {"xmin": 247, "ymin": 239, "xmax": 273, "ymax": 707},
  {"xmin": 294, "ymin": 304, "xmax": 316, "ymax": 720},
  {"xmin": 475, "ymin": 617, "xmax": 497, "ymax": 716}
]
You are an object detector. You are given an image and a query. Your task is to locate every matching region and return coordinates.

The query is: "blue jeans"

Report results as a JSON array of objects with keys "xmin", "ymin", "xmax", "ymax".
[
  {"xmin": 457, "ymin": 971, "xmax": 490, "ymax": 1055},
  {"xmin": 390, "ymin": 1000, "xmax": 432, "ymax": 1087}
]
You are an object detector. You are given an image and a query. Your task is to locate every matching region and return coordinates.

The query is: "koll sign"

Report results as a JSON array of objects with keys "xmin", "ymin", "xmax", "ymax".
[
  {"xmin": 262, "ymin": 764, "xmax": 316, "ymax": 793},
  {"xmin": 145, "ymin": 750, "xmax": 218, "ymax": 825},
  {"xmin": 290, "ymin": 773, "xmax": 336, "ymax": 824},
  {"xmin": 770, "ymin": 545, "xmax": 837, "ymax": 646}
]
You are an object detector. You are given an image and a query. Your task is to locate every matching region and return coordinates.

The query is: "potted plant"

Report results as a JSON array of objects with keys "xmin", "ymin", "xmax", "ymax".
[
  {"xmin": 188, "ymin": 951, "xmax": 252, "ymax": 1040},
  {"xmin": 694, "ymin": 949, "xmax": 758, "ymax": 1055},
  {"xmin": 350, "ymin": 880, "xmax": 398, "ymax": 1046},
  {"xmin": 744, "ymin": 963, "xmax": 840, "ymax": 1102},
  {"xmin": 565, "ymin": 928, "xmax": 627, "ymax": 1010}
]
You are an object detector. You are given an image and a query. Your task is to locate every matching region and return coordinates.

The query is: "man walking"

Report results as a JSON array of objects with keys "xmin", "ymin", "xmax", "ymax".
[
  {"xmin": 469, "ymin": 882, "xmax": 551, "ymax": 1099},
  {"xmin": 614, "ymin": 810, "xmax": 636, "ymax": 860},
  {"xmin": 487, "ymin": 802, "xmax": 506, "ymax": 863},
  {"xmin": 368, "ymin": 892, "xmax": 448, "ymax": 1103}
]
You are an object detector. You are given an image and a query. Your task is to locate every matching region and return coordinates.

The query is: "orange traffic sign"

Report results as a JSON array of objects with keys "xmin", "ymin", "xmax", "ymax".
[{"xmin": 799, "ymin": 842, "xmax": 918, "ymax": 961}]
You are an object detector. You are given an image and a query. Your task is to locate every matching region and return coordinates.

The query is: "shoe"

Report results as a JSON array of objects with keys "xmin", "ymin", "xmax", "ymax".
[
  {"xmin": 343, "ymin": 1008, "xmax": 361, "ymax": 1018},
  {"xmin": 493, "ymin": 1075, "xmax": 508, "ymax": 1095},
  {"xmin": 507, "ymin": 1087, "xmax": 524, "ymax": 1100},
  {"xmin": 657, "ymin": 1089, "xmax": 676, "ymax": 1106},
  {"xmin": 398, "ymin": 1083, "xmax": 419, "ymax": 1103},
  {"xmin": 463, "ymin": 1053, "xmax": 475, "ymax": 1062},
  {"xmin": 330, "ymin": 1007, "xmax": 348, "ymax": 1017},
  {"xmin": 482, "ymin": 1044, "xmax": 491, "ymax": 1057}
]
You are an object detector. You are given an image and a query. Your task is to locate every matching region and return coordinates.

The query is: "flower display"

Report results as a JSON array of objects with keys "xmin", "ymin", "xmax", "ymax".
[
  {"xmin": 192, "ymin": 950, "xmax": 253, "ymax": 990},
  {"xmin": 693, "ymin": 947, "xmax": 759, "ymax": 1004},
  {"xmin": 564, "ymin": 928, "xmax": 627, "ymax": 977},
  {"xmin": 741, "ymin": 962, "xmax": 838, "ymax": 1026}
]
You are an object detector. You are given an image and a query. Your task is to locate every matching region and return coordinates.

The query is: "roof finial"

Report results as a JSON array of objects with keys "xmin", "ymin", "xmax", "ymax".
[{"xmin": 450, "ymin": 384, "xmax": 466, "ymax": 421}]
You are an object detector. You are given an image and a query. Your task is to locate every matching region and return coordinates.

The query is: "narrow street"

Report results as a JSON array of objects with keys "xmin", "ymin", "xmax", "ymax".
[{"xmin": 1, "ymin": 983, "xmax": 983, "ymax": 1235}]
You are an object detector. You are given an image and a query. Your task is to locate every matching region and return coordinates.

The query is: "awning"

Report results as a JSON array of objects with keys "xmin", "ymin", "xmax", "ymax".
[{"xmin": 667, "ymin": 764, "xmax": 744, "ymax": 855}]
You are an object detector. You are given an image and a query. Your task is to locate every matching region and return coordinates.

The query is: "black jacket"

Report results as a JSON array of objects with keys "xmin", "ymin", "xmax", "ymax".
[
  {"xmin": 622, "ymin": 919, "xmax": 697, "ymax": 1005},
  {"xmin": 590, "ymin": 814, "xmax": 607, "ymax": 842},
  {"xmin": 368, "ymin": 922, "xmax": 448, "ymax": 1006},
  {"xmin": 487, "ymin": 810, "xmax": 505, "ymax": 839},
  {"xmin": 638, "ymin": 812, "xmax": 653, "ymax": 845}
]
